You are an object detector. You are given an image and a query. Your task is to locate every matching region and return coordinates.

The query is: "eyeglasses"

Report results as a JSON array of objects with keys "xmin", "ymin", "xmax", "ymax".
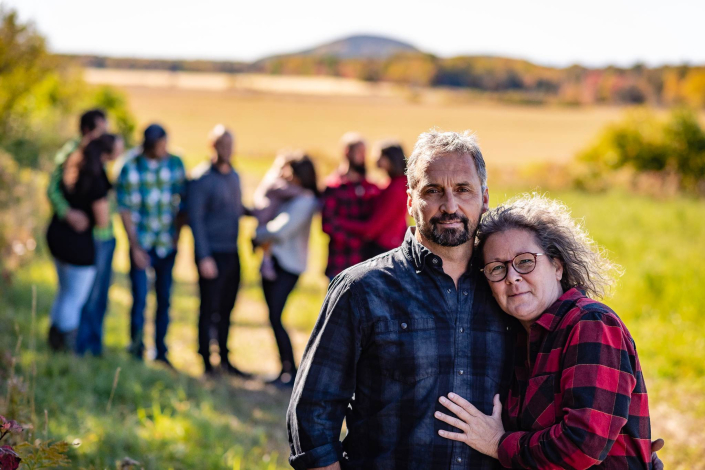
[{"xmin": 481, "ymin": 252, "xmax": 546, "ymax": 282}]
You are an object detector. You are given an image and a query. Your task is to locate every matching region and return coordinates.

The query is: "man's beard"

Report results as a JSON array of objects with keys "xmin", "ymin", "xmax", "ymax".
[
  {"xmin": 349, "ymin": 162, "xmax": 366, "ymax": 176},
  {"xmin": 417, "ymin": 211, "xmax": 478, "ymax": 247}
]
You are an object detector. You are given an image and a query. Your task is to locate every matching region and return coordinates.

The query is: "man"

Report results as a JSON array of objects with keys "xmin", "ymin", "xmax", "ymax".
[
  {"xmin": 187, "ymin": 125, "xmax": 250, "ymax": 377},
  {"xmin": 287, "ymin": 130, "xmax": 516, "ymax": 470},
  {"xmin": 47, "ymin": 109, "xmax": 119, "ymax": 356},
  {"xmin": 321, "ymin": 132, "xmax": 380, "ymax": 279},
  {"xmin": 116, "ymin": 124, "xmax": 186, "ymax": 366}
]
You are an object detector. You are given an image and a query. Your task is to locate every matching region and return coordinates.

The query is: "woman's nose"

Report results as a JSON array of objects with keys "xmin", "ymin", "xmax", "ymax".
[{"xmin": 504, "ymin": 264, "xmax": 522, "ymax": 284}]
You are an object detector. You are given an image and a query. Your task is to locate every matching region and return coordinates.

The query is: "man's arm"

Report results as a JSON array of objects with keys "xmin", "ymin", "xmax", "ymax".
[
  {"xmin": 115, "ymin": 164, "xmax": 150, "ymax": 270},
  {"xmin": 310, "ymin": 464, "xmax": 341, "ymax": 470},
  {"xmin": 119, "ymin": 210, "xmax": 150, "ymax": 270},
  {"xmin": 172, "ymin": 157, "xmax": 188, "ymax": 247},
  {"xmin": 287, "ymin": 276, "xmax": 361, "ymax": 470},
  {"xmin": 186, "ymin": 178, "xmax": 218, "ymax": 279}
]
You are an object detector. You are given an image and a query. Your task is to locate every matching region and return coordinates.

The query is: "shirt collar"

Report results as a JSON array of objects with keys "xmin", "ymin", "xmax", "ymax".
[
  {"xmin": 402, "ymin": 227, "xmax": 437, "ymax": 273},
  {"xmin": 534, "ymin": 287, "xmax": 586, "ymax": 332},
  {"xmin": 401, "ymin": 227, "xmax": 476, "ymax": 276}
]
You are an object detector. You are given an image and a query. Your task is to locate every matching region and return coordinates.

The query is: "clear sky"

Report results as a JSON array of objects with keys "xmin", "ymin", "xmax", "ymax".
[{"xmin": 5, "ymin": 0, "xmax": 702, "ymax": 67}]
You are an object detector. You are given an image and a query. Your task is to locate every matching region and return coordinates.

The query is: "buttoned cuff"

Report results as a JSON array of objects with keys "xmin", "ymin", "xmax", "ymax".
[
  {"xmin": 289, "ymin": 441, "xmax": 343, "ymax": 470},
  {"xmin": 497, "ymin": 431, "xmax": 523, "ymax": 468}
]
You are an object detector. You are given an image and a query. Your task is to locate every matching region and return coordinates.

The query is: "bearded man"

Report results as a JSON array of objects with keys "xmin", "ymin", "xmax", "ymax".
[{"xmin": 287, "ymin": 130, "xmax": 515, "ymax": 470}]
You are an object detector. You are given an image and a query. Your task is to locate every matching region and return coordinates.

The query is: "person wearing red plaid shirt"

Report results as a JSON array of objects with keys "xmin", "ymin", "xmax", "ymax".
[
  {"xmin": 435, "ymin": 194, "xmax": 663, "ymax": 469},
  {"xmin": 321, "ymin": 132, "xmax": 380, "ymax": 279}
]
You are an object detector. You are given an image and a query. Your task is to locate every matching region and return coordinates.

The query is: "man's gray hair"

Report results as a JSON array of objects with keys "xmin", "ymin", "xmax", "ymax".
[
  {"xmin": 476, "ymin": 194, "xmax": 622, "ymax": 299},
  {"xmin": 406, "ymin": 129, "xmax": 487, "ymax": 190}
]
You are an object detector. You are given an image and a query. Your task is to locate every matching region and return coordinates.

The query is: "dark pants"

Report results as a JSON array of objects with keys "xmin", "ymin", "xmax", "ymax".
[
  {"xmin": 197, "ymin": 252, "xmax": 240, "ymax": 365},
  {"xmin": 261, "ymin": 257, "xmax": 299, "ymax": 374},
  {"xmin": 76, "ymin": 237, "xmax": 116, "ymax": 356},
  {"xmin": 129, "ymin": 248, "xmax": 177, "ymax": 360}
]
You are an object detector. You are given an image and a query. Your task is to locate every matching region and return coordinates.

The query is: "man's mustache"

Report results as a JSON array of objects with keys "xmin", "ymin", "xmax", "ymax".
[{"xmin": 431, "ymin": 213, "xmax": 469, "ymax": 225}]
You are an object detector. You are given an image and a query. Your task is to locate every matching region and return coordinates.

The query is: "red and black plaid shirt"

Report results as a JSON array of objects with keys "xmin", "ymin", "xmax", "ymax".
[
  {"xmin": 498, "ymin": 288, "xmax": 652, "ymax": 469},
  {"xmin": 321, "ymin": 172, "xmax": 379, "ymax": 278}
]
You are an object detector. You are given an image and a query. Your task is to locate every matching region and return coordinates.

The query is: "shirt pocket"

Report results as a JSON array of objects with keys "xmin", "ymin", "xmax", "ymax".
[
  {"xmin": 522, "ymin": 374, "xmax": 557, "ymax": 431},
  {"xmin": 371, "ymin": 317, "xmax": 439, "ymax": 384}
]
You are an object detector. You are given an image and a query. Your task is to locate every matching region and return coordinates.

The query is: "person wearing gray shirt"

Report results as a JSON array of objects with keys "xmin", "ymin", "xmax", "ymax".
[{"xmin": 187, "ymin": 125, "xmax": 251, "ymax": 377}]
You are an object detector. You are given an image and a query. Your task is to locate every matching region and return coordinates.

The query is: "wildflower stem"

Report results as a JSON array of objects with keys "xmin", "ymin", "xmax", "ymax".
[{"xmin": 107, "ymin": 367, "xmax": 121, "ymax": 412}]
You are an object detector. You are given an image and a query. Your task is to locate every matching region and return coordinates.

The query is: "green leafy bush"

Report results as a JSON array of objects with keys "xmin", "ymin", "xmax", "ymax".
[{"xmin": 577, "ymin": 107, "xmax": 705, "ymax": 193}]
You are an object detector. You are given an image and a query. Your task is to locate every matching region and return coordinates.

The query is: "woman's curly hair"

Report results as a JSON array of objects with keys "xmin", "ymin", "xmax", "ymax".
[{"xmin": 476, "ymin": 194, "xmax": 622, "ymax": 299}]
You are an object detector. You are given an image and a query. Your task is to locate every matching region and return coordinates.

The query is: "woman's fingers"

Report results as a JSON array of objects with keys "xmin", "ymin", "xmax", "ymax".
[
  {"xmin": 434, "ymin": 411, "xmax": 468, "ymax": 432},
  {"xmin": 447, "ymin": 392, "xmax": 481, "ymax": 417},
  {"xmin": 438, "ymin": 429, "xmax": 467, "ymax": 442},
  {"xmin": 439, "ymin": 396, "xmax": 472, "ymax": 422}
]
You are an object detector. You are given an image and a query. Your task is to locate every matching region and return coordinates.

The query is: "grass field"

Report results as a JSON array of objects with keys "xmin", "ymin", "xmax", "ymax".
[
  {"xmin": 120, "ymin": 85, "xmax": 627, "ymax": 169},
  {"xmin": 2, "ymin": 80, "xmax": 705, "ymax": 468}
]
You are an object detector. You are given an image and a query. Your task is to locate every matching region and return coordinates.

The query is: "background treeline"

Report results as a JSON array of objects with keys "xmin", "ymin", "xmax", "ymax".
[
  {"xmin": 59, "ymin": 54, "xmax": 249, "ymax": 74},
  {"xmin": 70, "ymin": 52, "xmax": 705, "ymax": 108}
]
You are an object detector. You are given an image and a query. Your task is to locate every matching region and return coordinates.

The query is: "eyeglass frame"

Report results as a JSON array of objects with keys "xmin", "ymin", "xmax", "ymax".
[{"xmin": 480, "ymin": 252, "xmax": 547, "ymax": 282}]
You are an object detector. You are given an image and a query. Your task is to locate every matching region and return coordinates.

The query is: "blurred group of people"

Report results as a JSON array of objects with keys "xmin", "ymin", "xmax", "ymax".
[{"xmin": 45, "ymin": 109, "xmax": 409, "ymax": 387}]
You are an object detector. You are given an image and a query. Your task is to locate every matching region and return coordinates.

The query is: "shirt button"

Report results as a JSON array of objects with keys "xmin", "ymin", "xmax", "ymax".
[
  {"xmin": 456, "ymin": 457, "xmax": 462, "ymax": 463},
  {"xmin": 432, "ymin": 258, "xmax": 438, "ymax": 264},
  {"xmin": 401, "ymin": 323, "xmax": 408, "ymax": 330},
  {"xmin": 446, "ymin": 289, "xmax": 452, "ymax": 294},
  {"xmin": 458, "ymin": 370, "xmax": 464, "ymax": 375},
  {"xmin": 459, "ymin": 327, "xmax": 464, "ymax": 333},
  {"xmin": 462, "ymin": 290, "xmax": 468, "ymax": 296}
]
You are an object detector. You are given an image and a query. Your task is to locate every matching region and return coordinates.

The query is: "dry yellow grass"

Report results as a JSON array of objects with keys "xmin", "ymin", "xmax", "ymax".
[{"xmin": 115, "ymin": 83, "xmax": 625, "ymax": 170}]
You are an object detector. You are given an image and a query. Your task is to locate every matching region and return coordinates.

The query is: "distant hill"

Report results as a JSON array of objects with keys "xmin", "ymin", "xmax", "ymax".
[{"xmin": 284, "ymin": 34, "xmax": 419, "ymax": 60}]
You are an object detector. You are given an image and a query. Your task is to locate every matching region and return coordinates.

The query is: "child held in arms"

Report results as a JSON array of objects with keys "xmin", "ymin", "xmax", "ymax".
[{"xmin": 251, "ymin": 152, "xmax": 308, "ymax": 280}]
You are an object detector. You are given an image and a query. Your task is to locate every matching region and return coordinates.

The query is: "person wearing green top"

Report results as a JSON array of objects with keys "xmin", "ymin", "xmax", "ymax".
[{"xmin": 46, "ymin": 109, "xmax": 121, "ymax": 355}]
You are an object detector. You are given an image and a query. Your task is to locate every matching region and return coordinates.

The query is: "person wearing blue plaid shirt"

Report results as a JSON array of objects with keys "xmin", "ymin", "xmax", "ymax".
[
  {"xmin": 287, "ymin": 130, "xmax": 517, "ymax": 470},
  {"xmin": 116, "ymin": 124, "xmax": 186, "ymax": 366}
]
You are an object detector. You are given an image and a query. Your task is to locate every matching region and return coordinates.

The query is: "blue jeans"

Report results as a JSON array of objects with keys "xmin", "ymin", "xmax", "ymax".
[
  {"xmin": 76, "ymin": 238, "xmax": 116, "ymax": 356},
  {"xmin": 129, "ymin": 248, "xmax": 176, "ymax": 360},
  {"xmin": 50, "ymin": 260, "xmax": 97, "ymax": 332}
]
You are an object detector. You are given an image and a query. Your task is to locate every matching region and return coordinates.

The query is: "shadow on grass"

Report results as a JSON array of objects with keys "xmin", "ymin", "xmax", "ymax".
[{"xmin": 1, "ymin": 267, "xmax": 295, "ymax": 469}]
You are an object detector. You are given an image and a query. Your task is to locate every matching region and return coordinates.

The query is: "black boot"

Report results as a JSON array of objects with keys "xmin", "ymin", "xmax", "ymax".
[
  {"xmin": 203, "ymin": 356, "xmax": 216, "ymax": 377},
  {"xmin": 48, "ymin": 325, "xmax": 64, "ymax": 351},
  {"xmin": 222, "ymin": 359, "xmax": 253, "ymax": 379},
  {"xmin": 266, "ymin": 368, "xmax": 297, "ymax": 388}
]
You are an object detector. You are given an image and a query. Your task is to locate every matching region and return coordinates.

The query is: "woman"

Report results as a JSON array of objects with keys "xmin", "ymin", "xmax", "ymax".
[
  {"xmin": 334, "ymin": 141, "xmax": 408, "ymax": 258},
  {"xmin": 47, "ymin": 134, "xmax": 120, "ymax": 351},
  {"xmin": 254, "ymin": 151, "xmax": 319, "ymax": 388},
  {"xmin": 435, "ymin": 194, "xmax": 653, "ymax": 469}
]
